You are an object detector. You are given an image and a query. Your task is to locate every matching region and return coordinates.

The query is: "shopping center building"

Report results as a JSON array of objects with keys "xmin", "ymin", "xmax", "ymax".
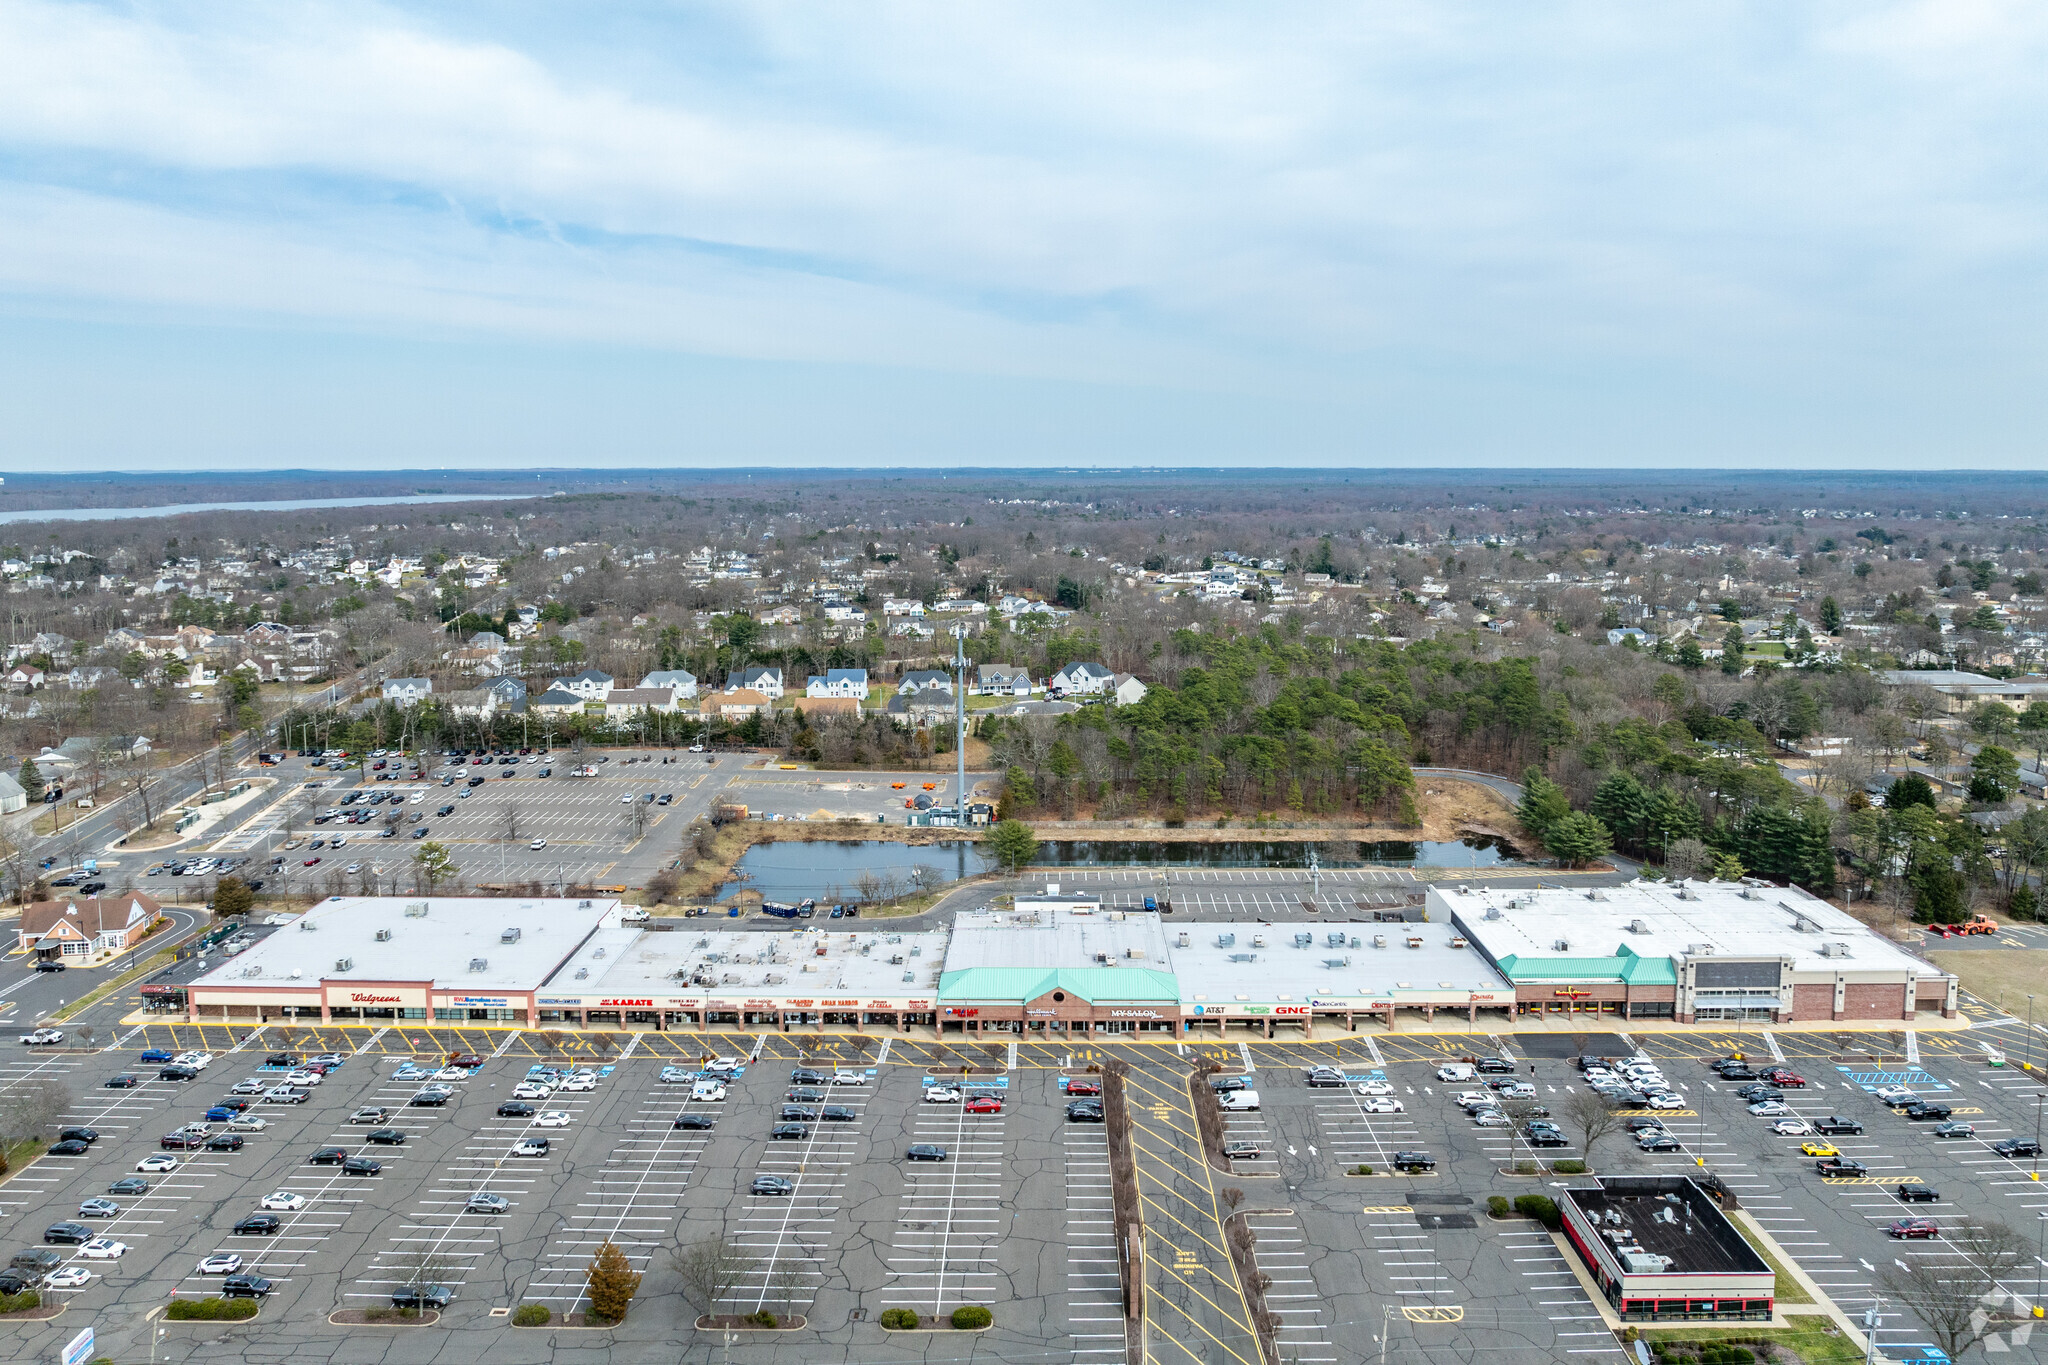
[{"xmin": 180, "ymin": 879, "xmax": 1955, "ymax": 1032}]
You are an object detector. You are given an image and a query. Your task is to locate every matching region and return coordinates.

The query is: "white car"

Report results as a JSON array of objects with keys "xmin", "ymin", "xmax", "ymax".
[
  {"xmin": 559, "ymin": 1074, "xmax": 598, "ymax": 1092},
  {"xmin": 1748, "ymin": 1100, "xmax": 1792, "ymax": 1117},
  {"xmin": 832, "ymin": 1070, "xmax": 869, "ymax": 1086},
  {"xmin": 1359, "ymin": 1098, "xmax": 1405, "ymax": 1114},
  {"xmin": 620, "ymin": 793, "xmax": 635, "ymax": 803},
  {"xmin": 529, "ymin": 838, "xmax": 547, "ymax": 850},
  {"xmin": 21, "ymin": 1027, "xmax": 65, "ymax": 1045},
  {"xmin": 1874, "ymin": 1085, "xmax": 1917, "ymax": 1106},
  {"xmin": 706, "ymin": 1055, "xmax": 742, "ymax": 1071},
  {"xmin": 197, "ymin": 1254, "xmax": 243, "ymax": 1275},
  {"xmin": 284, "ymin": 1069, "xmax": 323, "ymax": 1086},
  {"xmin": 410, "ymin": 793, "xmax": 425, "ymax": 804},
  {"xmin": 1355, "ymin": 1080, "xmax": 1395, "ymax": 1096},
  {"xmin": 1770, "ymin": 1118, "xmax": 1815, "ymax": 1137},
  {"xmin": 691, "ymin": 1082, "xmax": 727, "ymax": 1102},
  {"xmin": 79, "ymin": 1238, "xmax": 128, "ymax": 1260},
  {"xmin": 533, "ymin": 1111, "xmax": 573, "ymax": 1128},
  {"xmin": 924, "ymin": 1086, "xmax": 963, "ymax": 1104},
  {"xmin": 261, "ymin": 1191, "xmax": 307, "ymax": 1211},
  {"xmin": 433, "ymin": 1066, "xmax": 469, "ymax": 1081},
  {"xmin": 230, "ymin": 1078, "xmax": 268, "ymax": 1095},
  {"xmin": 43, "ymin": 1266, "xmax": 92, "ymax": 1290},
  {"xmin": 227, "ymin": 1115, "xmax": 270, "ymax": 1132},
  {"xmin": 512, "ymin": 1082, "xmax": 552, "ymax": 1100},
  {"xmin": 511, "ymin": 1138, "xmax": 549, "ymax": 1156},
  {"xmin": 1451, "ymin": 1090, "xmax": 1491, "ymax": 1106},
  {"xmin": 136, "ymin": 1154, "xmax": 179, "ymax": 1172},
  {"xmin": 1217, "ymin": 1089, "xmax": 1261, "ymax": 1111},
  {"xmin": 1473, "ymin": 1110, "xmax": 1511, "ymax": 1127},
  {"xmin": 1643, "ymin": 1094, "xmax": 1687, "ymax": 1111},
  {"xmin": 175, "ymin": 1051, "xmax": 214, "ymax": 1070}
]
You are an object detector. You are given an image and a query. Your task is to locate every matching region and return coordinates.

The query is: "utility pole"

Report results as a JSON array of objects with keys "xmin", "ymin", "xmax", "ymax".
[
  {"xmin": 1862, "ymin": 1299, "xmax": 1883, "ymax": 1365},
  {"xmin": 953, "ymin": 624, "xmax": 967, "ymax": 831}
]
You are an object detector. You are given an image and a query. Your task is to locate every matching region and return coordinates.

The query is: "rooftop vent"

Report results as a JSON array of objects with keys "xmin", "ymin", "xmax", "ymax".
[
  {"xmin": 1323, "ymin": 957, "xmax": 1352, "ymax": 969},
  {"xmin": 468, "ymin": 957, "xmax": 488, "ymax": 972},
  {"xmin": 334, "ymin": 956, "xmax": 353, "ymax": 971},
  {"xmin": 1227, "ymin": 953, "xmax": 1257, "ymax": 963},
  {"xmin": 374, "ymin": 928, "xmax": 392, "ymax": 941},
  {"xmin": 574, "ymin": 967, "xmax": 588, "ymax": 979}
]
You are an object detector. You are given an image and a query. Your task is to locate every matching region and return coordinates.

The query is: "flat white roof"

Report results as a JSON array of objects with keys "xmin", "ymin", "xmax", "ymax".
[
  {"xmin": 191, "ymin": 895, "xmax": 617, "ymax": 992},
  {"xmin": 561, "ymin": 926, "xmax": 952, "ymax": 999},
  {"xmin": 1441, "ymin": 880, "xmax": 1944, "ymax": 980},
  {"xmin": 946, "ymin": 905, "xmax": 1171, "ymax": 972},
  {"xmin": 1165, "ymin": 920, "xmax": 1511, "ymax": 1003}
]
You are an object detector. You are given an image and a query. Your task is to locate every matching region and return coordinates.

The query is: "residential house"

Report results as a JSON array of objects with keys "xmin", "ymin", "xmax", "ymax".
[
  {"xmin": 974, "ymin": 665, "xmax": 1034, "ymax": 697},
  {"xmin": 1049, "ymin": 661, "xmax": 1114, "ymax": 696},
  {"xmin": 485, "ymin": 677, "xmax": 528, "ymax": 708},
  {"xmin": 731, "ymin": 666, "xmax": 783, "ymax": 699},
  {"xmin": 701, "ymin": 687, "xmax": 770, "ymax": 720},
  {"xmin": 381, "ymin": 677, "xmax": 433, "ymax": 706},
  {"xmin": 885, "ymin": 686, "xmax": 956, "ymax": 728},
  {"xmin": 1109, "ymin": 673, "xmax": 1149, "ymax": 706},
  {"xmin": 898, "ymin": 669, "xmax": 952, "ymax": 695},
  {"xmin": 6, "ymin": 665, "xmax": 44, "ymax": 692},
  {"xmin": 822, "ymin": 601, "xmax": 865, "ymax": 625},
  {"xmin": 791, "ymin": 696, "xmax": 861, "ymax": 723},
  {"xmin": 807, "ymin": 668, "xmax": 870, "ymax": 700},
  {"xmin": 441, "ymin": 687, "xmax": 497, "ymax": 720},
  {"xmin": 548, "ymin": 669, "xmax": 615, "ymax": 701},
  {"xmin": 529, "ymin": 687, "xmax": 589, "ymax": 716},
  {"xmin": 19, "ymin": 893, "xmax": 162, "ymax": 960},
  {"xmin": 882, "ymin": 598, "xmax": 927, "ymax": 617},
  {"xmin": 603, "ymin": 687, "xmax": 682, "ymax": 717},
  {"xmin": 638, "ymin": 669, "xmax": 699, "ymax": 700},
  {"xmin": 0, "ymin": 771, "xmax": 24, "ymax": 814}
]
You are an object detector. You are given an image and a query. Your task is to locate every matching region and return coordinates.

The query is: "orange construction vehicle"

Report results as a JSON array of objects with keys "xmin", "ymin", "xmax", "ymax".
[{"xmin": 1959, "ymin": 915, "xmax": 1999, "ymax": 936}]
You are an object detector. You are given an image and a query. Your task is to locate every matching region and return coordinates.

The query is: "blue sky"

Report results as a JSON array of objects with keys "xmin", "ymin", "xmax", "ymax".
[{"xmin": 1, "ymin": 1, "xmax": 2044, "ymax": 471}]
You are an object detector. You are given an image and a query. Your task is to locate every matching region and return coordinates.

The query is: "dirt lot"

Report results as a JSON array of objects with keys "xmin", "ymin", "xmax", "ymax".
[{"xmin": 1927, "ymin": 948, "xmax": 2048, "ymax": 1015}]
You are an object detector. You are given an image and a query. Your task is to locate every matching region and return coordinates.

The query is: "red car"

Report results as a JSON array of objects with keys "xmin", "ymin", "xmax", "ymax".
[
  {"xmin": 1066, "ymin": 1078, "xmax": 1103, "ymax": 1096},
  {"xmin": 964, "ymin": 1096, "xmax": 1003, "ymax": 1115},
  {"xmin": 1764, "ymin": 1069, "xmax": 1806, "ymax": 1088},
  {"xmin": 1887, "ymin": 1218, "xmax": 1939, "ymax": 1239},
  {"xmin": 303, "ymin": 857, "xmax": 321, "ymax": 866}
]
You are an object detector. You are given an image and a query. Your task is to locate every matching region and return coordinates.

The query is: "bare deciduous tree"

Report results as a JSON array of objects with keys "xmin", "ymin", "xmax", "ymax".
[{"xmin": 1560, "ymin": 1088, "xmax": 1626, "ymax": 1160}]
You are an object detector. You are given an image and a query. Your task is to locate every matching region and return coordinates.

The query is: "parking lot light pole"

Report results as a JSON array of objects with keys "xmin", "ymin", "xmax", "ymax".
[{"xmin": 1862, "ymin": 1300, "xmax": 1883, "ymax": 1365}]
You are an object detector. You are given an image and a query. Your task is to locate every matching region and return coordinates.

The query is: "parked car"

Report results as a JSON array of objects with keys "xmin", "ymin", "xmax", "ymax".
[
  {"xmin": 1815, "ymin": 1158, "xmax": 1868, "ymax": 1177},
  {"xmin": 1896, "ymin": 1183, "xmax": 1941, "ymax": 1203},
  {"xmin": 390, "ymin": 1284, "xmax": 454, "ymax": 1309},
  {"xmin": 906, "ymin": 1144, "xmax": 949, "ymax": 1161}
]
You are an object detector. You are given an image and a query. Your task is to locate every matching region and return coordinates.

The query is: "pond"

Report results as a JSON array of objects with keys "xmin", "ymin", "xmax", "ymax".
[{"xmin": 719, "ymin": 835, "xmax": 1519, "ymax": 901}]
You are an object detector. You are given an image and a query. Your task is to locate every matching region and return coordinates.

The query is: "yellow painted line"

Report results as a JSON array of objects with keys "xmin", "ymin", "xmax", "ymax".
[
  {"xmin": 1403, "ymin": 1305, "xmax": 1464, "ymax": 1323},
  {"xmin": 1362, "ymin": 1205, "xmax": 1414, "ymax": 1214},
  {"xmin": 1820, "ymin": 1176, "xmax": 1925, "ymax": 1186}
]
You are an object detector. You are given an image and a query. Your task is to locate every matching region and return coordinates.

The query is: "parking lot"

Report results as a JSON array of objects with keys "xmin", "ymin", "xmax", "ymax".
[{"xmin": 3, "ymin": 1019, "xmax": 2042, "ymax": 1362}]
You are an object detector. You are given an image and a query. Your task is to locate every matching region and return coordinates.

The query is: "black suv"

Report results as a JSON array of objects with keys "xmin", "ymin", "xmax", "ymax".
[
  {"xmin": 1903, "ymin": 1102, "xmax": 1953, "ymax": 1122},
  {"xmin": 391, "ymin": 1284, "xmax": 454, "ymax": 1309},
  {"xmin": 307, "ymin": 1146, "xmax": 348, "ymax": 1165},
  {"xmin": 1476, "ymin": 1058, "xmax": 1518, "ymax": 1075},
  {"xmin": 57, "ymin": 1126, "xmax": 99, "ymax": 1145},
  {"xmin": 1993, "ymin": 1139, "xmax": 2044, "ymax": 1159},
  {"xmin": 771, "ymin": 1123, "xmax": 809, "ymax": 1140},
  {"xmin": 1304, "ymin": 1069, "xmax": 1346, "ymax": 1088},
  {"xmin": 779, "ymin": 1105, "xmax": 818, "ymax": 1122},
  {"xmin": 1391, "ymin": 1151, "xmax": 1436, "ymax": 1172},
  {"xmin": 222, "ymin": 1274, "xmax": 275, "ymax": 1298},
  {"xmin": 159, "ymin": 1064, "xmax": 200, "ymax": 1081},
  {"xmin": 43, "ymin": 1222, "xmax": 92, "ymax": 1245},
  {"xmin": 790, "ymin": 1068, "xmax": 829, "ymax": 1085},
  {"xmin": 233, "ymin": 1214, "xmax": 282, "ymax": 1235},
  {"xmin": 1896, "ymin": 1183, "xmax": 1940, "ymax": 1203}
]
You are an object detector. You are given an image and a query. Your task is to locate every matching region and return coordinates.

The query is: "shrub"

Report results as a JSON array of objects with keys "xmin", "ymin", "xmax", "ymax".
[
  {"xmin": 746, "ymin": 1310, "xmax": 779, "ymax": 1328},
  {"xmin": 1351, "ymin": 1163, "xmax": 1374, "ymax": 1175},
  {"xmin": 1486, "ymin": 1195, "xmax": 1510, "ymax": 1218},
  {"xmin": 1513, "ymin": 1194, "xmax": 1561, "ymax": 1229},
  {"xmin": 950, "ymin": 1305, "xmax": 993, "ymax": 1330},
  {"xmin": 1552, "ymin": 1159, "xmax": 1588, "ymax": 1174},
  {"xmin": 512, "ymin": 1303, "xmax": 551, "ymax": 1326},
  {"xmin": 164, "ymin": 1296, "xmax": 257, "ymax": 1321},
  {"xmin": 0, "ymin": 1289, "xmax": 42, "ymax": 1314},
  {"xmin": 879, "ymin": 1308, "xmax": 919, "ymax": 1330},
  {"xmin": 1513, "ymin": 1159, "xmax": 1538, "ymax": 1175}
]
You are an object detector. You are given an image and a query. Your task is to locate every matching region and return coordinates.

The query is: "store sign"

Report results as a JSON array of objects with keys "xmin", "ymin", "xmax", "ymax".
[
  {"xmin": 1552, "ymin": 989, "xmax": 1594, "ymax": 999},
  {"xmin": 945, "ymin": 1007, "xmax": 981, "ymax": 1017},
  {"xmin": 536, "ymin": 997, "xmax": 581, "ymax": 1007},
  {"xmin": 1272, "ymin": 1006, "xmax": 1309, "ymax": 1016},
  {"xmin": 1026, "ymin": 1008, "xmax": 1058, "ymax": 1017},
  {"xmin": 448, "ymin": 996, "xmax": 509, "ymax": 1008},
  {"xmin": 349, "ymin": 992, "xmax": 400, "ymax": 1004},
  {"xmin": 1109, "ymin": 1009, "xmax": 1161, "ymax": 1019},
  {"xmin": 820, "ymin": 999, "xmax": 857, "ymax": 1008}
]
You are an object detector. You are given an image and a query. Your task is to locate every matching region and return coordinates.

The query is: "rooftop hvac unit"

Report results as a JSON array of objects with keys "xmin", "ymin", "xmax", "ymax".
[
  {"xmin": 1620, "ymin": 1252, "xmax": 1673, "ymax": 1275},
  {"xmin": 578, "ymin": 899, "xmax": 592, "ymax": 909},
  {"xmin": 1483, "ymin": 907, "xmax": 1502, "ymax": 920},
  {"xmin": 1293, "ymin": 933, "xmax": 1313, "ymax": 948},
  {"xmin": 1372, "ymin": 935, "xmax": 1387, "ymax": 949},
  {"xmin": 243, "ymin": 965, "xmax": 262, "ymax": 978},
  {"xmin": 1227, "ymin": 953, "xmax": 1257, "ymax": 963},
  {"xmin": 403, "ymin": 902, "xmax": 428, "ymax": 917},
  {"xmin": 1687, "ymin": 943, "xmax": 1715, "ymax": 956},
  {"xmin": 1094, "ymin": 952, "xmax": 1111, "ymax": 964},
  {"xmin": 374, "ymin": 928, "xmax": 392, "ymax": 942},
  {"xmin": 335, "ymin": 956, "xmax": 354, "ymax": 971},
  {"xmin": 1450, "ymin": 936, "xmax": 1468, "ymax": 949},
  {"xmin": 1407, "ymin": 935, "xmax": 1425, "ymax": 949},
  {"xmin": 1328, "ymin": 932, "xmax": 1347, "ymax": 947},
  {"xmin": 1628, "ymin": 920, "xmax": 1648, "ymax": 934},
  {"xmin": 1456, "ymin": 884, "xmax": 1471, "ymax": 895},
  {"xmin": 1585, "ymin": 889, "xmax": 1607, "ymax": 901},
  {"xmin": 468, "ymin": 957, "xmax": 488, "ymax": 972},
  {"xmin": 1177, "ymin": 933, "xmax": 1191, "ymax": 948},
  {"xmin": 1125, "ymin": 947, "xmax": 1146, "ymax": 959},
  {"xmin": 1216, "ymin": 933, "xmax": 1236, "ymax": 948},
  {"xmin": 1819, "ymin": 941, "xmax": 1853, "ymax": 958},
  {"xmin": 1350, "ymin": 937, "xmax": 1362, "ymax": 949},
  {"xmin": 1553, "ymin": 939, "xmax": 1571, "ymax": 952},
  {"xmin": 593, "ymin": 948, "xmax": 605, "ymax": 959},
  {"xmin": 902, "ymin": 971, "xmax": 915, "ymax": 983},
  {"xmin": 1251, "ymin": 935, "xmax": 1267, "ymax": 948},
  {"xmin": 1323, "ymin": 957, "xmax": 1352, "ymax": 969},
  {"xmin": 909, "ymin": 946, "xmax": 921, "ymax": 957},
  {"xmin": 574, "ymin": 968, "xmax": 588, "ymax": 979},
  {"xmin": 501, "ymin": 928, "xmax": 522, "ymax": 943},
  {"xmin": 298, "ymin": 919, "xmax": 317, "ymax": 931}
]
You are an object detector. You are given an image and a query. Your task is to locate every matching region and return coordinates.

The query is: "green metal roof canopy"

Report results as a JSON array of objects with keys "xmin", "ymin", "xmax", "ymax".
[{"xmin": 938, "ymin": 966, "xmax": 1181, "ymax": 1004}]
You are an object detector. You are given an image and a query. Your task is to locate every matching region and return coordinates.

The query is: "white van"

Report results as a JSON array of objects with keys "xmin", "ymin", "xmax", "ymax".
[
  {"xmin": 690, "ymin": 1081, "xmax": 726, "ymax": 1102},
  {"xmin": 1217, "ymin": 1089, "xmax": 1261, "ymax": 1111},
  {"xmin": 1436, "ymin": 1063, "xmax": 1477, "ymax": 1083}
]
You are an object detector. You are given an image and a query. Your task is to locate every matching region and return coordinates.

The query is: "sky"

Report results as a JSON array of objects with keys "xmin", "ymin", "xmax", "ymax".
[{"xmin": 1, "ymin": 1, "xmax": 2045, "ymax": 472}]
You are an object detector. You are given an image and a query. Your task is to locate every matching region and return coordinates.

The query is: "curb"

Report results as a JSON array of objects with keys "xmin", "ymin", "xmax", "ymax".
[{"xmin": 694, "ymin": 1313, "xmax": 807, "ymax": 1332}]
